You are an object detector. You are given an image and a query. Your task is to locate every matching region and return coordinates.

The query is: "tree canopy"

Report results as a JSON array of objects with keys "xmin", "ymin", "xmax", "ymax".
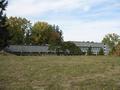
[
  {"xmin": 6, "ymin": 18, "xmax": 63, "ymax": 46},
  {"xmin": 102, "ymin": 33, "xmax": 120, "ymax": 55},
  {"xmin": 7, "ymin": 17, "xmax": 32, "ymax": 45},
  {"xmin": 31, "ymin": 22, "xmax": 63, "ymax": 45},
  {"xmin": 102, "ymin": 33, "xmax": 120, "ymax": 51},
  {"xmin": 61, "ymin": 42, "xmax": 82, "ymax": 55},
  {"xmin": 49, "ymin": 41, "xmax": 82, "ymax": 55},
  {"xmin": 0, "ymin": 0, "xmax": 9, "ymax": 50}
]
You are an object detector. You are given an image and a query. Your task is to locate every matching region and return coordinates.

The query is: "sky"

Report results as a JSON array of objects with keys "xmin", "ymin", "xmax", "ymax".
[{"xmin": 7, "ymin": 0, "xmax": 120, "ymax": 42}]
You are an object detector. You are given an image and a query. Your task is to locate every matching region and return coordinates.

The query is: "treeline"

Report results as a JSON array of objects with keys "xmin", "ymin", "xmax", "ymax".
[{"xmin": 7, "ymin": 17, "xmax": 63, "ymax": 45}]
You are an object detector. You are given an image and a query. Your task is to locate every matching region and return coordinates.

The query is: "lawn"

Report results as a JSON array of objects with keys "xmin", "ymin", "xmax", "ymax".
[{"xmin": 0, "ymin": 56, "xmax": 120, "ymax": 90}]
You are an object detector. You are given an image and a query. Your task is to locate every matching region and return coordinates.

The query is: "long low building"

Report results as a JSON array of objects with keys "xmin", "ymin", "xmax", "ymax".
[
  {"xmin": 72, "ymin": 41, "xmax": 110, "ymax": 55},
  {"xmin": 5, "ymin": 45, "xmax": 50, "ymax": 55},
  {"xmin": 5, "ymin": 42, "xmax": 110, "ymax": 55}
]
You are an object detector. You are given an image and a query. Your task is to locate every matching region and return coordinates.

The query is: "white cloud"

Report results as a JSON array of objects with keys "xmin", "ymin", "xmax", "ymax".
[{"xmin": 7, "ymin": 0, "xmax": 108, "ymax": 17}]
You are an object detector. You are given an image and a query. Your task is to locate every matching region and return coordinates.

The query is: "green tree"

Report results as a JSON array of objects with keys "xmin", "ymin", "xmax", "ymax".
[
  {"xmin": 31, "ymin": 22, "xmax": 50, "ymax": 45},
  {"xmin": 0, "ymin": 0, "xmax": 9, "ymax": 50},
  {"xmin": 7, "ymin": 17, "xmax": 31, "ymax": 45},
  {"xmin": 87, "ymin": 46, "xmax": 93, "ymax": 55},
  {"xmin": 49, "ymin": 25, "xmax": 63, "ymax": 45},
  {"xmin": 102, "ymin": 33, "xmax": 120, "ymax": 52},
  {"xmin": 31, "ymin": 22, "xmax": 63, "ymax": 45},
  {"xmin": 99, "ymin": 48, "xmax": 104, "ymax": 55},
  {"xmin": 49, "ymin": 42, "xmax": 82, "ymax": 55},
  {"xmin": 61, "ymin": 42, "xmax": 81, "ymax": 55}
]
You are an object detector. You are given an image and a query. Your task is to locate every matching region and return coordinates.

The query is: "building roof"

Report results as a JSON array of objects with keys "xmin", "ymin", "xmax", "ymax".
[
  {"xmin": 72, "ymin": 41, "xmax": 105, "ymax": 48},
  {"xmin": 5, "ymin": 45, "xmax": 49, "ymax": 53}
]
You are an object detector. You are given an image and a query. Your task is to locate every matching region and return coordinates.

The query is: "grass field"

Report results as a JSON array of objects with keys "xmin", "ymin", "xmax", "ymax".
[{"xmin": 0, "ymin": 56, "xmax": 120, "ymax": 90}]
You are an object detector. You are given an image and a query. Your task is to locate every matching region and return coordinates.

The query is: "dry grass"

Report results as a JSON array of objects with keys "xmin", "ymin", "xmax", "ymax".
[{"xmin": 0, "ymin": 56, "xmax": 120, "ymax": 90}]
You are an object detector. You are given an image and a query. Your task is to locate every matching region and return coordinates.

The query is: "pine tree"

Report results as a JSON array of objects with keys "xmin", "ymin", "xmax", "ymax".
[{"xmin": 0, "ymin": 0, "xmax": 8, "ymax": 50}]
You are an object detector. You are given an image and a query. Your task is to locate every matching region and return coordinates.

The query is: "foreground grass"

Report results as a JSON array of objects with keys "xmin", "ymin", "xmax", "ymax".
[{"xmin": 0, "ymin": 56, "xmax": 120, "ymax": 90}]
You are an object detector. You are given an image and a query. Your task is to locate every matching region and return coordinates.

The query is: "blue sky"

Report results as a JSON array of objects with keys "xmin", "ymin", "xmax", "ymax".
[{"xmin": 7, "ymin": 0, "xmax": 120, "ymax": 42}]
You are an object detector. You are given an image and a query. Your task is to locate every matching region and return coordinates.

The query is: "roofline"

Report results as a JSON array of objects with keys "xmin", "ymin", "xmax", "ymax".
[{"xmin": 67, "ymin": 41, "xmax": 103, "ymax": 44}]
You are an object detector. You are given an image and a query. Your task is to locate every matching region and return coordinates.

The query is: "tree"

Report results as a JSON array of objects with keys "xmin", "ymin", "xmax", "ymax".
[
  {"xmin": 87, "ymin": 46, "xmax": 93, "ymax": 55},
  {"xmin": 0, "ymin": 0, "xmax": 9, "ymax": 50},
  {"xmin": 102, "ymin": 33, "xmax": 120, "ymax": 52},
  {"xmin": 61, "ymin": 42, "xmax": 81, "ymax": 55},
  {"xmin": 113, "ymin": 42, "xmax": 120, "ymax": 56},
  {"xmin": 49, "ymin": 41, "xmax": 82, "ymax": 55},
  {"xmin": 31, "ymin": 22, "xmax": 51, "ymax": 45},
  {"xmin": 51, "ymin": 25, "xmax": 63, "ymax": 44},
  {"xmin": 48, "ymin": 25, "xmax": 63, "ymax": 45},
  {"xmin": 31, "ymin": 22, "xmax": 63, "ymax": 45},
  {"xmin": 99, "ymin": 48, "xmax": 104, "ymax": 55},
  {"xmin": 7, "ymin": 17, "xmax": 32, "ymax": 45}
]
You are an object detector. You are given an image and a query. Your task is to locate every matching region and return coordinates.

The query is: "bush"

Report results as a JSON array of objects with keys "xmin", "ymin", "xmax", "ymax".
[
  {"xmin": 87, "ymin": 47, "xmax": 93, "ymax": 55},
  {"xmin": 99, "ymin": 48, "xmax": 104, "ymax": 55}
]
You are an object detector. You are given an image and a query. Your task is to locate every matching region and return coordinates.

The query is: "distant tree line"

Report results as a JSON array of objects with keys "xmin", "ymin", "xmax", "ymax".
[{"xmin": 7, "ymin": 17, "xmax": 63, "ymax": 46}]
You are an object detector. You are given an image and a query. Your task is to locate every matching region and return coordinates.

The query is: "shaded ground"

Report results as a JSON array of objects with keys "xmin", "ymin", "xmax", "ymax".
[{"xmin": 0, "ymin": 56, "xmax": 120, "ymax": 90}]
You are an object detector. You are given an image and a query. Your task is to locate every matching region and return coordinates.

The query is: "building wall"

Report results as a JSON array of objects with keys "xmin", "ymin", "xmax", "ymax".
[{"xmin": 72, "ymin": 41, "xmax": 110, "ymax": 55}]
